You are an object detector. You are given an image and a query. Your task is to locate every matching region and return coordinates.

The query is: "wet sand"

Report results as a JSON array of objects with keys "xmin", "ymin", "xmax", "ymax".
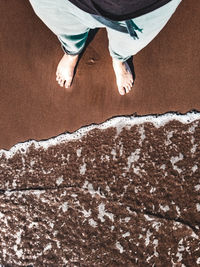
[
  {"xmin": 0, "ymin": 113, "xmax": 200, "ymax": 265},
  {"xmin": 0, "ymin": 0, "xmax": 200, "ymax": 150}
]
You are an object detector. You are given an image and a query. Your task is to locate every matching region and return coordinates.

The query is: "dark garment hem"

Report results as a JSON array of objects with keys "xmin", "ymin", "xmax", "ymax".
[{"xmin": 68, "ymin": 0, "xmax": 173, "ymax": 21}]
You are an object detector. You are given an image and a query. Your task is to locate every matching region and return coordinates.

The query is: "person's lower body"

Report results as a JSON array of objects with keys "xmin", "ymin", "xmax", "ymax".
[
  {"xmin": 29, "ymin": 0, "xmax": 182, "ymax": 95},
  {"xmin": 107, "ymin": 0, "xmax": 182, "ymax": 62}
]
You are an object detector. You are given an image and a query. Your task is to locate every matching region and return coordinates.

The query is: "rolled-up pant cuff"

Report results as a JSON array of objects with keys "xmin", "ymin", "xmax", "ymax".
[
  {"xmin": 60, "ymin": 44, "xmax": 82, "ymax": 55},
  {"xmin": 57, "ymin": 32, "xmax": 89, "ymax": 56},
  {"xmin": 109, "ymin": 48, "xmax": 132, "ymax": 62}
]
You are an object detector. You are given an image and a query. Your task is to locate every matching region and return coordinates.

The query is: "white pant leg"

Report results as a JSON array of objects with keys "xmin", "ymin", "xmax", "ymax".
[
  {"xmin": 29, "ymin": 0, "xmax": 98, "ymax": 54},
  {"xmin": 106, "ymin": 0, "xmax": 182, "ymax": 61}
]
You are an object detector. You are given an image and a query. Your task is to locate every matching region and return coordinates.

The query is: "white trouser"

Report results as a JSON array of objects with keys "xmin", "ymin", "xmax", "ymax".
[{"xmin": 29, "ymin": 0, "xmax": 182, "ymax": 61}]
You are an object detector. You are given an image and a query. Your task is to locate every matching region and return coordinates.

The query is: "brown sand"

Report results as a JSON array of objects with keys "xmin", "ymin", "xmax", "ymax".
[
  {"xmin": 0, "ymin": 0, "xmax": 200, "ymax": 265},
  {"xmin": 0, "ymin": 0, "xmax": 200, "ymax": 150},
  {"xmin": 0, "ymin": 116, "xmax": 200, "ymax": 265}
]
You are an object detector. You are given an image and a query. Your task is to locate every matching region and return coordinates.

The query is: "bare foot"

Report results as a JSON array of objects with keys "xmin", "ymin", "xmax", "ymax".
[
  {"xmin": 112, "ymin": 58, "xmax": 134, "ymax": 95},
  {"xmin": 56, "ymin": 53, "xmax": 79, "ymax": 88}
]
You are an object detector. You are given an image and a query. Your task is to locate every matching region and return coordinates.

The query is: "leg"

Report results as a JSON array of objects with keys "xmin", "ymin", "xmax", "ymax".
[
  {"xmin": 29, "ymin": 0, "xmax": 90, "ymax": 87},
  {"xmin": 106, "ymin": 0, "xmax": 182, "ymax": 95}
]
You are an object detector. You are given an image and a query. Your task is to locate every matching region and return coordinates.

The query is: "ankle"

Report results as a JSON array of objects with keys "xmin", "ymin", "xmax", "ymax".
[
  {"xmin": 112, "ymin": 58, "xmax": 124, "ymax": 65},
  {"xmin": 64, "ymin": 53, "xmax": 78, "ymax": 60}
]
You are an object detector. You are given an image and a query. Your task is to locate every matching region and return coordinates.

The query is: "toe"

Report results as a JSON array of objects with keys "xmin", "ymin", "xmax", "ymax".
[
  {"xmin": 119, "ymin": 86, "xmax": 125, "ymax": 95},
  {"xmin": 65, "ymin": 76, "xmax": 73, "ymax": 88},
  {"xmin": 58, "ymin": 77, "xmax": 64, "ymax": 86},
  {"xmin": 56, "ymin": 69, "xmax": 61, "ymax": 78},
  {"xmin": 125, "ymin": 84, "xmax": 131, "ymax": 93},
  {"xmin": 60, "ymin": 80, "xmax": 64, "ymax": 87},
  {"xmin": 129, "ymin": 81, "xmax": 133, "ymax": 88},
  {"xmin": 56, "ymin": 73, "xmax": 62, "ymax": 82},
  {"xmin": 65, "ymin": 81, "xmax": 70, "ymax": 88},
  {"xmin": 57, "ymin": 77, "xmax": 61, "ymax": 84}
]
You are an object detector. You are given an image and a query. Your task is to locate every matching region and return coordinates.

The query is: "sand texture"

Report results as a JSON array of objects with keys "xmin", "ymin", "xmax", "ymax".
[{"xmin": 0, "ymin": 112, "xmax": 200, "ymax": 266}]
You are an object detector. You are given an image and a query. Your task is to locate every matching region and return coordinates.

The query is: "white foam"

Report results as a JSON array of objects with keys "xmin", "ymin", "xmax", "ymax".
[
  {"xmin": 56, "ymin": 176, "xmax": 64, "ymax": 186},
  {"xmin": 98, "ymin": 203, "xmax": 114, "ymax": 222},
  {"xmin": 116, "ymin": 241, "xmax": 124, "ymax": 253},
  {"xmin": 176, "ymin": 206, "xmax": 181, "ymax": 216},
  {"xmin": 124, "ymin": 217, "xmax": 131, "ymax": 223},
  {"xmin": 191, "ymin": 143, "xmax": 198, "ymax": 154},
  {"xmin": 170, "ymin": 153, "xmax": 184, "ymax": 174},
  {"xmin": 188, "ymin": 120, "xmax": 199, "ymax": 133},
  {"xmin": 13, "ymin": 244, "xmax": 23, "ymax": 258},
  {"xmin": 145, "ymin": 229, "xmax": 153, "ymax": 246},
  {"xmin": 152, "ymin": 221, "xmax": 161, "ymax": 231},
  {"xmin": 150, "ymin": 187, "xmax": 156, "ymax": 193},
  {"xmin": 81, "ymin": 208, "xmax": 91, "ymax": 218},
  {"xmin": 122, "ymin": 231, "xmax": 130, "ymax": 238},
  {"xmin": 111, "ymin": 226, "xmax": 115, "ymax": 231},
  {"xmin": 48, "ymin": 222, "xmax": 54, "ymax": 228},
  {"xmin": 165, "ymin": 130, "xmax": 174, "ymax": 146},
  {"xmin": 196, "ymin": 203, "xmax": 200, "ymax": 212},
  {"xmin": 144, "ymin": 214, "xmax": 154, "ymax": 221},
  {"xmin": 100, "ymin": 154, "xmax": 110, "ymax": 161},
  {"xmin": 160, "ymin": 164, "xmax": 166, "ymax": 170},
  {"xmin": 28, "ymin": 222, "xmax": 38, "ymax": 228},
  {"xmin": 194, "ymin": 184, "xmax": 200, "ymax": 191},
  {"xmin": 61, "ymin": 202, "xmax": 68, "ymax": 212},
  {"xmin": 146, "ymin": 238, "xmax": 159, "ymax": 262},
  {"xmin": 1, "ymin": 111, "xmax": 199, "ymax": 159},
  {"xmin": 159, "ymin": 204, "xmax": 170, "ymax": 212},
  {"xmin": 192, "ymin": 165, "xmax": 198, "ymax": 173},
  {"xmin": 76, "ymin": 148, "xmax": 82, "ymax": 157},
  {"xmin": 16, "ymin": 229, "xmax": 23, "ymax": 245},
  {"xmin": 88, "ymin": 218, "xmax": 97, "ymax": 228},
  {"xmin": 111, "ymin": 148, "xmax": 117, "ymax": 160},
  {"xmin": 44, "ymin": 243, "xmax": 52, "ymax": 252},
  {"xmin": 176, "ymin": 252, "xmax": 183, "ymax": 262},
  {"xmin": 80, "ymin": 162, "xmax": 87, "ymax": 175},
  {"xmin": 82, "ymin": 181, "xmax": 105, "ymax": 198},
  {"xmin": 125, "ymin": 149, "xmax": 140, "ymax": 171},
  {"xmin": 138, "ymin": 125, "xmax": 146, "ymax": 146}
]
